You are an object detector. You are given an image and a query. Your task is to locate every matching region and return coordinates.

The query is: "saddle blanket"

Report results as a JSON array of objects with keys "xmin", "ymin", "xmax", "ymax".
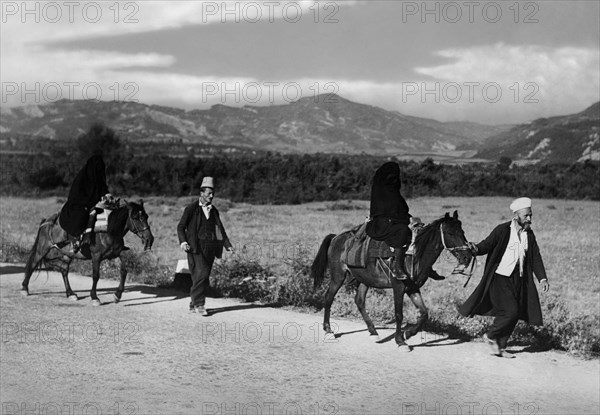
[{"xmin": 342, "ymin": 223, "xmax": 394, "ymax": 268}]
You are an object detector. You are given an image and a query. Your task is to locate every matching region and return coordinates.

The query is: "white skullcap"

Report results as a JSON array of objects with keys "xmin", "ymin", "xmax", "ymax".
[{"xmin": 510, "ymin": 197, "xmax": 532, "ymax": 213}]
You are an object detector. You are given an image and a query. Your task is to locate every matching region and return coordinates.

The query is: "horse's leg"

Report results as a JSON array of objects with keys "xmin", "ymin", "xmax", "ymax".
[
  {"xmin": 390, "ymin": 277, "xmax": 410, "ymax": 351},
  {"xmin": 59, "ymin": 261, "xmax": 78, "ymax": 301},
  {"xmin": 354, "ymin": 283, "xmax": 378, "ymax": 339},
  {"xmin": 403, "ymin": 291, "xmax": 429, "ymax": 341},
  {"xmin": 113, "ymin": 256, "xmax": 127, "ymax": 303},
  {"xmin": 323, "ymin": 267, "xmax": 346, "ymax": 335},
  {"xmin": 90, "ymin": 256, "xmax": 102, "ymax": 306}
]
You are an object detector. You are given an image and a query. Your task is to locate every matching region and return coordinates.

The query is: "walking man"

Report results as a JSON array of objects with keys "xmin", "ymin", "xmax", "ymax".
[
  {"xmin": 459, "ymin": 197, "xmax": 549, "ymax": 358},
  {"xmin": 177, "ymin": 177, "xmax": 233, "ymax": 316}
]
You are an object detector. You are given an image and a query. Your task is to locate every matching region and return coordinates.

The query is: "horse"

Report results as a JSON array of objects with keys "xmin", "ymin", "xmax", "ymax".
[
  {"xmin": 311, "ymin": 210, "xmax": 473, "ymax": 351},
  {"xmin": 21, "ymin": 200, "xmax": 154, "ymax": 305}
]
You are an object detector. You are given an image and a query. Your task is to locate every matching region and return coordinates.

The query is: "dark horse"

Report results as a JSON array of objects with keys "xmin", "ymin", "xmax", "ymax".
[
  {"xmin": 21, "ymin": 200, "xmax": 154, "ymax": 305},
  {"xmin": 311, "ymin": 211, "xmax": 472, "ymax": 351}
]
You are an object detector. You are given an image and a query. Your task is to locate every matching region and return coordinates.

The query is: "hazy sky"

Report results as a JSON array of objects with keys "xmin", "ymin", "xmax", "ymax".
[{"xmin": 1, "ymin": 1, "xmax": 599, "ymax": 124}]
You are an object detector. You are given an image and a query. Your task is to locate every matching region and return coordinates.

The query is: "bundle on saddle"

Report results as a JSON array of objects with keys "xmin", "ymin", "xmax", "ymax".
[{"xmin": 341, "ymin": 221, "xmax": 407, "ymax": 281}]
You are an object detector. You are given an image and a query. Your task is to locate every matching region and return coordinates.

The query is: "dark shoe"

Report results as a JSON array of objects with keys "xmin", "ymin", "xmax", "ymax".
[
  {"xmin": 483, "ymin": 333, "xmax": 501, "ymax": 356},
  {"xmin": 429, "ymin": 271, "xmax": 446, "ymax": 281}
]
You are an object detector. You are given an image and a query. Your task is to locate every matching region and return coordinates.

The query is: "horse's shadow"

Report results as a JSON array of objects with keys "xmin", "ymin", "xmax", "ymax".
[
  {"xmin": 0, "ymin": 265, "xmax": 26, "ymax": 275},
  {"xmin": 334, "ymin": 325, "xmax": 467, "ymax": 348},
  {"xmin": 22, "ymin": 284, "xmax": 188, "ymax": 306},
  {"xmin": 119, "ymin": 285, "xmax": 189, "ymax": 306},
  {"xmin": 206, "ymin": 302, "xmax": 281, "ymax": 315}
]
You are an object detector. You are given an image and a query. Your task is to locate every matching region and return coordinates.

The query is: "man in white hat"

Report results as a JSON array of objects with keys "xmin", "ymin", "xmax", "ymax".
[
  {"xmin": 177, "ymin": 177, "xmax": 234, "ymax": 316},
  {"xmin": 458, "ymin": 197, "xmax": 549, "ymax": 358}
]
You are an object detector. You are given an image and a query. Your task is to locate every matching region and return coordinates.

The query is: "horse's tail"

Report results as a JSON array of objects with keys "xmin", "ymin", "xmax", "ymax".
[
  {"xmin": 24, "ymin": 219, "xmax": 49, "ymax": 278},
  {"xmin": 311, "ymin": 234, "xmax": 336, "ymax": 289}
]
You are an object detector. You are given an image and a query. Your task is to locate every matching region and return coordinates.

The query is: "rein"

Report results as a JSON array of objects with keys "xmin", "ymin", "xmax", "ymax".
[{"xmin": 439, "ymin": 223, "xmax": 477, "ymax": 287}]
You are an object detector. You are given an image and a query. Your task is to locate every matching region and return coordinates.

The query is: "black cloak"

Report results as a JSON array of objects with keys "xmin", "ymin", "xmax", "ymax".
[
  {"xmin": 59, "ymin": 155, "xmax": 109, "ymax": 236},
  {"xmin": 458, "ymin": 222, "xmax": 547, "ymax": 326},
  {"xmin": 365, "ymin": 162, "xmax": 411, "ymax": 248}
]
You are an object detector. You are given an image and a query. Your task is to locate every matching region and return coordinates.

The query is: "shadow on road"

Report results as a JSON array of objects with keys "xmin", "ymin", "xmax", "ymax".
[
  {"xmin": 0, "ymin": 265, "xmax": 26, "ymax": 275},
  {"xmin": 207, "ymin": 303, "xmax": 281, "ymax": 315}
]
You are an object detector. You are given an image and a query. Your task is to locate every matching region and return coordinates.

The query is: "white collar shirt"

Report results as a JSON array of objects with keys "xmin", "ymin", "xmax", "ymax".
[
  {"xmin": 198, "ymin": 200, "xmax": 212, "ymax": 219},
  {"xmin": 496, "ymin": 219, "xmax": 528, "ymax": 277}
]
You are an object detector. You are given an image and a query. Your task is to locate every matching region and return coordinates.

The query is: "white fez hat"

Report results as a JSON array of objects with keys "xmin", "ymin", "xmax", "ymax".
[
  {"xmin": 200, "ymin": 176, "xmax": 214, "ymax": 189},
  {"xmin": 510, "ymin": 197, "xmax": 532, "ymax": 213}
]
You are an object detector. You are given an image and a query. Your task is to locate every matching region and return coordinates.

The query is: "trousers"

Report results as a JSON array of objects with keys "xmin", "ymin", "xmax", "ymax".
[
  {"xmin": 487, "ymin": 268, "xmax": 523, "ymax": 349},
  {"xmin": 187, "ymin": 251, "xmax": 214, "ymax": 308}
]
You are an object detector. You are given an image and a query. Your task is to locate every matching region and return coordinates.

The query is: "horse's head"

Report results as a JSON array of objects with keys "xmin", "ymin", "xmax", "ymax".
[
  {"xmin": 126, "ymin": 200, "xmax": 154, "ymax": 251},
  {"xmin": 439, "ymin": 210, "xmax": 473, "ymax": 268}
]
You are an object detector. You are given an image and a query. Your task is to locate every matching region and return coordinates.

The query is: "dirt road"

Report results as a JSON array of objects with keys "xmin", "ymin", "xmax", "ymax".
[{"xmin": 1, "ymin": 264, "xmax": 598, "ymax": 415}]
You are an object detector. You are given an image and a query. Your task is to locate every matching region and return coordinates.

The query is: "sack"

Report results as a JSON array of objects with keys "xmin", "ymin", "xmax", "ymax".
[{"xmin": 94, "ymin": 210, "xmax": 110, "ymax": 232}]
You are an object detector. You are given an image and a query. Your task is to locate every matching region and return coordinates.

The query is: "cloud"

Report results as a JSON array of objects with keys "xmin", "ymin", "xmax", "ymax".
[{"xmin": 412, "ymin": 43, "xmax": 600, "ymax": 121}]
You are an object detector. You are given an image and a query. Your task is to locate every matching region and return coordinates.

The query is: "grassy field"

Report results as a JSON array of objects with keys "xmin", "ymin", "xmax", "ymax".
[{"xmin": 1, "ymin": 195, "xmax": 598, "ymax": 357}]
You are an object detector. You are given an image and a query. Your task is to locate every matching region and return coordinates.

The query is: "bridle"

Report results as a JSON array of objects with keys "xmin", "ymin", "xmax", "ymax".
[
  {"xmin": 127, "ymin": 209, "xmax": 150, "ymax": 239},
  {"xmin": 439, "ymin": 223, "xmax": 476, "ymax": 287}
]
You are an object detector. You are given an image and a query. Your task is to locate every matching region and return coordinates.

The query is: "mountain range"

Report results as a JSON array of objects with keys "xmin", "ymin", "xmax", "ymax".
[{"xmin": 1, "ymin": 95, "xmax": 598, "ymax": 163}]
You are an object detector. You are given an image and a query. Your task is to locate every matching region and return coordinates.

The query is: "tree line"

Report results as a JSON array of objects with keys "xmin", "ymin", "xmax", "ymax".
[{"xmin": 1, "ymin": 125, "xmax": 598, "ymax": 202}]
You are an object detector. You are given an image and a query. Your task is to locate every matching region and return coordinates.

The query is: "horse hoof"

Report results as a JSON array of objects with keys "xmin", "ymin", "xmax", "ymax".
[
  {"xmin": 369, "ymin": 334, "xmax": 381, "ymax": 342},
  {"xmin": 20, "ymin": 289, "xmax": 29, "ymax": 296},
  {"xmin": 68, "ymin": 294, "xmax": 79, "ymax": 301},
  {"xmin": 112, "ymin": 294, "xmax": 120, "ymax": 303},
  {"xmin": 91, "ymin": 299, "xmax": 101, "ymax": 306},
  {"xmin": 398, "ymin": 344, "xmax": 412, "ymax": 352}
]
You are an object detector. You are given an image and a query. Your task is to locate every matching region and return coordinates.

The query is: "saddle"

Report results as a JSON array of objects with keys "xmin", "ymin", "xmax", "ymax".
[{"xmin": 342, "ymin": 222, "xmax": 395, "ymax": 268}]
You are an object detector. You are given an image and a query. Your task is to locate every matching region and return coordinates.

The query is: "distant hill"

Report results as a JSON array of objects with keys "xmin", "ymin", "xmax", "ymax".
[
  {"xmin": 0, "ymin": 95, "xmax": 510, "ymax": 160},
  {"xmin": 477, "ymin": 102, "xmax": 600, "ymax": 163}
]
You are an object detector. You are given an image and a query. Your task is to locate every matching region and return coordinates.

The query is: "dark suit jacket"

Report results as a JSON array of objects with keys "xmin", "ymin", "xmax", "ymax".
[
  {"xmin": 177, "ymin": 202, "xmax": 232, "ymax": 259},
  {"xmin": 458, "ymin": 221, "xmax": 547, "ymax": 325}
]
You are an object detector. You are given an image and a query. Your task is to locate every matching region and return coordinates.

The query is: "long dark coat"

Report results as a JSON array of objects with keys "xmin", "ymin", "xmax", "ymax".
[
  {"xmin": 366, "ymin": 162, "xmax": 411, "ymax": 248},
  {"xmin": 177, "ymin": 202, "xmax": 232, "ymax": 259},
  {"xmin": 59, "ymin": 155, "xmax": 109, "ymax": 236},
  {"xmin": 458, "ymin": 221, "xmax": 548, "ymax": 325}
]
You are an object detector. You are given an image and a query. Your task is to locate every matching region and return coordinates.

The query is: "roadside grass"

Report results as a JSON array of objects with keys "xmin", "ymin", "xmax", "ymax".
[{"xmin": 1, "ymin": 196, "xmax": 598, "ymax": 357}]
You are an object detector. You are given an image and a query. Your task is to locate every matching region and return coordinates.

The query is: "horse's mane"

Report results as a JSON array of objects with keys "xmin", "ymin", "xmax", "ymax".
[
  {"xmin": 413, "ymin": 215, "xmax": 455, "ymax": 259},
  {"xmin": 106, "ymin": 204, "xmax": 130, "ymax": 236}
]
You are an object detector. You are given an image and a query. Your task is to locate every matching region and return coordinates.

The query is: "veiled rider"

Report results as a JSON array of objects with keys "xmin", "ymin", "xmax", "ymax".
[
  {"xmin": 58, "ymin": 154, "xmax": 116, "ymax": 253},
  {"xmin": 365, "ymin": 161, "xmax": 411, "ymax": 280}
]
